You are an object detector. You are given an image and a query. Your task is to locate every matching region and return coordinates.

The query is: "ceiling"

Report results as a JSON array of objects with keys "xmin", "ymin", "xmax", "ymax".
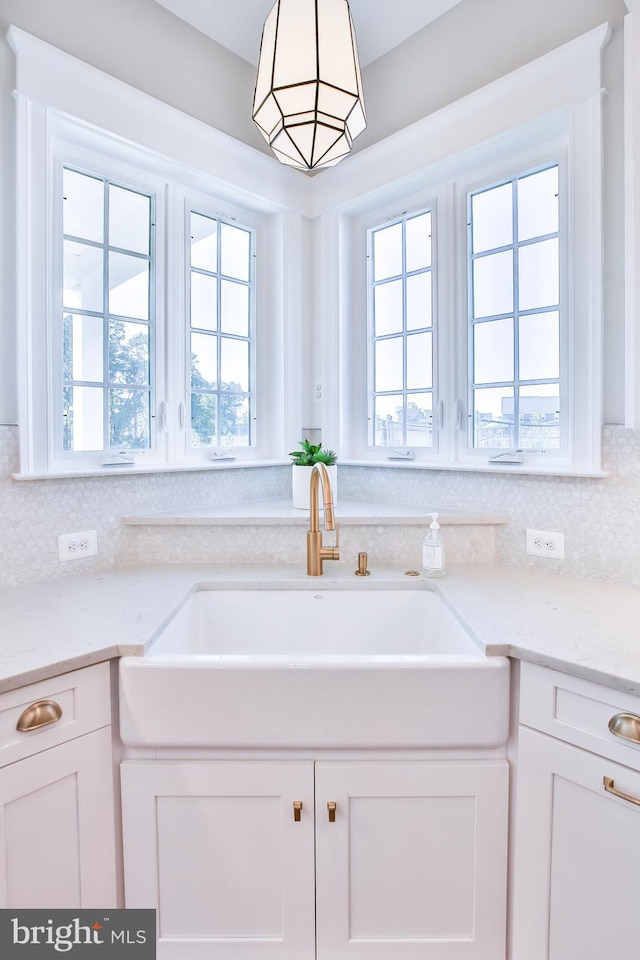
[{"xmin": 152, "ymin": 0, "xmax": 465, "ymax": 68}]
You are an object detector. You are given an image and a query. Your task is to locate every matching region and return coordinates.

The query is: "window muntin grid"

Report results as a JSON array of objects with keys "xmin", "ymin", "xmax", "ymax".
[
  {"xmin": 188, "ymin": 212, "xmax": 255, "ymax": 448},
  {"xmin": 468, "ymin": 165, "xmax": 562, "ymax": 452},
  {"xmin": 368, "ymin": 210, "xmax": 435, "ymax": 448},
  {"xmin": 60, "ymin": 167, "xmax": 154, "ymax": 455}
]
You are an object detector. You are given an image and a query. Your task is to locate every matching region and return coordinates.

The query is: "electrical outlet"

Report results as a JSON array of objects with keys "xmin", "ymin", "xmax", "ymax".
[
  {"xmin": 525, "ymin": 529, "xmax": 565, "ymax": 559},
  {"xmin": 58, "ymin": 530, "xmax": 98, "ymax": 562}
]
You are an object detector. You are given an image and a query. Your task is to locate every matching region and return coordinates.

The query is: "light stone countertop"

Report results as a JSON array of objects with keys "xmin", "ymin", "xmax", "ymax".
[{"xmin": 0, "ymin": 562, "xmax": 639, "ymax": 696}]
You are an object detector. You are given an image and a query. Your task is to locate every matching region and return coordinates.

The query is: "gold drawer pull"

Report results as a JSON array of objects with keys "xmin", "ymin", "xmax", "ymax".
[
  {"xmin": 327, "ymin": 801, "xmax": 336, "ymax": 823},
  {"xmin": 293, "ymin": 800, "xmax": 302, "ymax": 822},
  {"xmin": 608, "ymin": 713, "xmax": 640, "ymax": 745},
  {"xmin": 603, "ymin": 776, "xmax": 640, "ymax": 807},
  {"xmin": 16, "ymin": 699, "xmax": 63, "ymax": 732}
]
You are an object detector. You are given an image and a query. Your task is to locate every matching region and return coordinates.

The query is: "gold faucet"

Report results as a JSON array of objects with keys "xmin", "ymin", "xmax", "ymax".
[{"xmin": 307, "ymin": 463, "xmax": 340, "ymax": 576}]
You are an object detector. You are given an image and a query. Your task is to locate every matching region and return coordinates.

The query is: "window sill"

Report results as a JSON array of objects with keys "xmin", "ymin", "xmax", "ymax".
[
  {"xmin": 11, "ymin": 459, "xmax": 290, "ymax": 481},
  {"xmin": 120, "ymin": 497, "xmax": 509, "ymax": 527},
  {"xmin": 339, "ymin": 458, "xmax": 609, "ymax": 479}
]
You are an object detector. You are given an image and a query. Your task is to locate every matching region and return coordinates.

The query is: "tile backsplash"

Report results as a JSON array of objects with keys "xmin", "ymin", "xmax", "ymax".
[{"xmin": 1, "ymin": 424, "xmax": 639, "ymax": 588}]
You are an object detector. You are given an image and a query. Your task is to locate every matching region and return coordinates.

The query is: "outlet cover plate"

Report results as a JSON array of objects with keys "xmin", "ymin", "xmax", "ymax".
[
  {"xmin": 526, "ymin": 529, "xmax": 565, "ymax": 559},
  {"xmin": 58, "ymin": 530, "xmax": 98, "ymax": 562}
]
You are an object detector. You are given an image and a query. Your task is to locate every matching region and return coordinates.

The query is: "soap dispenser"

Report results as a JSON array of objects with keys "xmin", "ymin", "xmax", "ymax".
[{"xmin": 423, "ymin": 512, "xmax": 445, "ymax": 578}]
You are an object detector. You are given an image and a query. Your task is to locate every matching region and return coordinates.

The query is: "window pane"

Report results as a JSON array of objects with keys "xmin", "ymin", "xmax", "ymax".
[
  {"xmin": 65, "ymin": 386, "xmax": 104, "ymax": 451},
  {"xmin": 405, "ymin": 212, "xmax": 431, "ymax": 272},
  {"xmin": 221, "ymin": 280, "xmax": 249, "ymax": 336},
  {"xmin": 519, "ymin": 384, "xmax": 560, "ymax": 449},
  {"xmin": 220, "ymin": 394, "xmax": 250, "ymax": 446},
  {"xmin": 518, "ymin": 167, "xmax": 558, "ymax": 242},
  {"xmin": 406, "ymin": 332, "xmax": 432, "ymax": 390},
  {"xmin": 109, "ymin": 253, "xmax": 149, "ymax": 320},
  {"xmin": 473, "ymin": 386, "xmax": 515, "ymax": 448},
  {"xmin": 63, "ymin": 313, "xmax": 103, "ymax": 383},
  {"xmin": 519, "ymin": 239, "xmax": 559, "ymax": 310},
  {"xmin": 375, "ymin": 337, "xmax": 403, "ymax": 392},
  {"xmin": 406, "ymin": 393, "xmax": 433, "ymax": 447},
  {"xmin": 472, "ymin": 250, "xmax": 513, "ymax": 318},
  {"xmin": 519, "ymin": 311, "xmax": 560, "ymax": 381},
  {"xmin": 191, "ymin": 273, "xmax": 217, "ymax": 331},
  {"xmin": 220, "ymin": 223, "xmax": 250, "ymax": 281},
  {"xmin": 373, "ymin": 223, "xmax": 402, "ymax": 281},
  {"xmin": 63, "ymin": 240, "xmax": 103, "ymax": 313},
  {"xmin": 191, "ymin": 332, "xmax": 217, "ymax": 388},
  {"xmin": 374, "ymin": 394, "xmax": 403, "ymax": 446},
  {"xmin": 63, "ymin": 169, "xmax": 103, "ymax": 243},
  {"xmin": 109, "ymin": 320, "xmax": 149, "ymax": 385},
  {"xmin": 406, "ymin": 273, "xmax": 432, "ymax": 330},
  {"xmin": 374, "ymin": 280, "xmax": 402, "ymax": 336},
  {"xmin": 109, "ymin": 185, "xmax": 150, "ymax": 255},
  {"xmin": 221, "ymin": 337, "xmax": 249, "ymax": 392},
  {"xmin": 191, "ymin": 393, "xmax": 217, "ymax": 447},
  {"xmin": 109, "ymin": 388, "xmax": 150, "ymax": 449},
  {"xmin": 474, "ymin": 318, "xmax": 514, "ymax": 384},
  {"xmin": 472, "ymin": 182, "xmax": 512, "ymax": 254},
  {"xmin": 191, "ymin": 213, "xmax": 217, "ymax": 271}
]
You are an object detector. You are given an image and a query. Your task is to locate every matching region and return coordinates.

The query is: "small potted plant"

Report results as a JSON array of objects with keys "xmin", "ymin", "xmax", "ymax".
[{"xmin": 289, "ymin": 440, "xmax": 338, "ymax": 509}]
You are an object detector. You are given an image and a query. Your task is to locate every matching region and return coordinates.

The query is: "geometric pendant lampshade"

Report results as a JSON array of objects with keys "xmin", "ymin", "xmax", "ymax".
[{"xmin": 252, "ymin": 0, "xmax": 367, "ymax": 171}]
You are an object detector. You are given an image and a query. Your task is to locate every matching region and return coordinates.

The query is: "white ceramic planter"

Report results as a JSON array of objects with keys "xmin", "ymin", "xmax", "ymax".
[{"xmin": 291, "ymin": 464, "xmax": 338, "ymax": 510}]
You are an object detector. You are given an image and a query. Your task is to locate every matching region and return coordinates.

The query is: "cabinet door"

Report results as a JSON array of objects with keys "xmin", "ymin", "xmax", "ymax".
[
  {"xmin": 512, "ymin": 727, "xmax": 640, "ymax": 960},
  {"xmin": 0, "ymin": 726, "xmax": 117, "ymax": 908},
  {"xmin": 315, "ymin": 761, "xmax": 508, "ymax": 960},
  {"xmin": 121, "ymin": 761, "xmax": 315, "ymax": 960}
]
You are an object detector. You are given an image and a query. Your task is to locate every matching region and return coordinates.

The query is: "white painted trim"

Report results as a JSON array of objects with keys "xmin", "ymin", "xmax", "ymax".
[{"xmin": 625, "ymin": 12, "xmax": 640, "ymax": 427}]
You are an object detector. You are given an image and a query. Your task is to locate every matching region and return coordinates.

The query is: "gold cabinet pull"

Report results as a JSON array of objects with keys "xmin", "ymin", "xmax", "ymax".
[
  {"xmin": 608, "ymin": 713, "xmax": 640, "ymax": 745},
  {"xmin": 603, "ymin": 776, "xmax": 640, "ymax": 807},
  {"xmin": 16, "ymin": 699, "xmax": 63, "ymax": 732},
  {"xmin": 293, "ymin": 800, "xmax": 303, "ymax": 822},
  {"xmin": 327, "ymin": 801, "xmax": 336, "ymax": 822}
]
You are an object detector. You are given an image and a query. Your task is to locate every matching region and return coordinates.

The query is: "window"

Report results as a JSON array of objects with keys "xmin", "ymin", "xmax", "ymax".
[
  {"xmin": 60, "ymin": 168, "xmax": 155, "ymax": 457},
  {"xmin": 14, "ymin": 102, "xmax": 283, "ymax": 477},
  {"xmin": 52, "ymin": 154, "xmax": 263, "ymax": 473},
  {"xmin": 468, "ymin": 165, "xmax": 563, "ymax": 453},
  {"xmin": 188, "ymin": 212, "xmax": 254, "ymax": 449},
  {"xmin": 368, "ymin": 211, "xmax": 435, "ymax": 449}
]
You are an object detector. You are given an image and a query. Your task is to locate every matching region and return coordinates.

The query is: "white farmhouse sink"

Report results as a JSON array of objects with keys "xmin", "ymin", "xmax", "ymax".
[{"xmin": 119, "ymin": 584, "xmax": 509, "ymax": 749}]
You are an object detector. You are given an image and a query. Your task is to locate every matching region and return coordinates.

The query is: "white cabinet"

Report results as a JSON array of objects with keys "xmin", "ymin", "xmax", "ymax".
[
  {"xmin": 512, "ymin": 663, "xmax": 640, "ymax": 960},
  {"xmin": 0, "ymin": 663, "xmax": 118, "ymax": 908},
  {"xmin": 122, "ymin": 759, "xmax": 508, "ymax": 960}
]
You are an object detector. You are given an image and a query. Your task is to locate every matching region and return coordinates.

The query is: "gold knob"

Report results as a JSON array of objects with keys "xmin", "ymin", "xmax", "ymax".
[
  {"xmin": 355, "ymin": 552, "xmax": 370, "ymax": 576},
  {"xmin": 16, "ymin": 699, "xmax": 63, "ymax": 732},
  {"xmin": 293, "ymin": 800, "xmax": 303, "ymax": 822},
  {"xmin": 327, "ymin": 801, "xmax": 336, "ymax": 822}
]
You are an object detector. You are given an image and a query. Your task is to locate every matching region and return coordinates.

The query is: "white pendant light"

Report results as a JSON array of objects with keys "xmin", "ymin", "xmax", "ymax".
[{"xmin": 252, "ymin": 0, "xmax": 367, "ymax": 171}]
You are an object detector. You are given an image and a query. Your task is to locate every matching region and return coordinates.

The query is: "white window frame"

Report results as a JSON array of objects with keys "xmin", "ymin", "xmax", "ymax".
[
  {"xmin": 50, "ymin": 146, "xmax": 166, "ymax": 471},
  {"xmin": 181, "ymin": 193, "xmax": 261, "ymax": 461},
  {"xmin": 366, "ymin": 204, "xmax": 439, "ymax": 453},
  {"xmin": 314, "ymin": 23, "xmax": 608, "ymax": 477},
  {"xmin": 10, "ymin": 26, "xmax": 304, "ymax": 478}
]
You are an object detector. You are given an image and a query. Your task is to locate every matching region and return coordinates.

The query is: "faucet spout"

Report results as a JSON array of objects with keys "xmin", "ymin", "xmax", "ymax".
[{"xmin": 307, "ymin": 463, "xmax": 340, "ymax": 576}]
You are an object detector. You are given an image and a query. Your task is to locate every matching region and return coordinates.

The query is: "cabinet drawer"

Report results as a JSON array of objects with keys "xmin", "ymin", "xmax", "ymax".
[
  {"xmin": 0, "ymin": 662, "xmax": 111, "ymax": 768},
  {"xmin": 520, "ymin": 662, "xmax": 640, "ymax": 768}
]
